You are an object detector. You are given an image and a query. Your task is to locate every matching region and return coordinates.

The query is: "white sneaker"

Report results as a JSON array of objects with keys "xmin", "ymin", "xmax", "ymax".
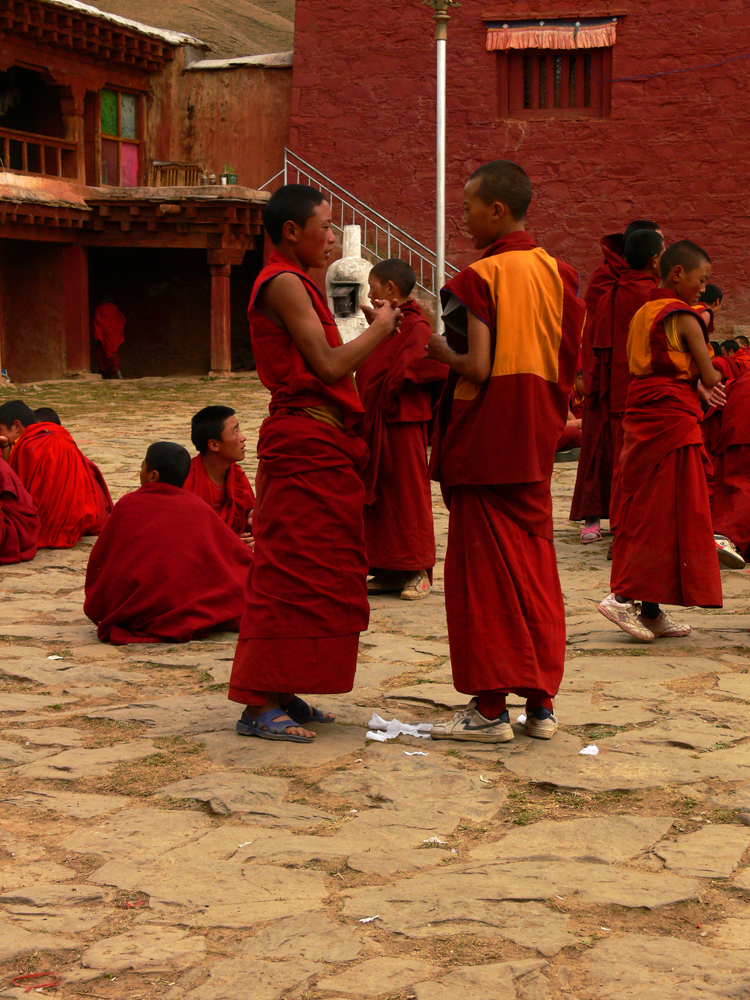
[
  {"xmin": 597, "ymin": 592, "xmax": 654, "ymax": 642},
  {"xmin": 400, "ymin": 571, "xmax": 431, "ymax": 601},
  {"xmin": 639, "ymin": 610, "xmax": 691, "ymax": 638},
  {"xmin": 430, "ymin": 698, "xmax": 514, "ymax": 743},
  {"xmin": 715, "ymin": 535, "xmax": 746, "ymax": 569}
]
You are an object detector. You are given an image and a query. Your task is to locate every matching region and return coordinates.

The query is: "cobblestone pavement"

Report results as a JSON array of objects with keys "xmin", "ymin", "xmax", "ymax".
[{"xmin": 1, "ymin": 374, "xmax": 749, "ymax": 1000}]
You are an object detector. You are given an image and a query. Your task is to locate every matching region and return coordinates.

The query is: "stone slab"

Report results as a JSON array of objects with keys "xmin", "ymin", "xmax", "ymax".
[
  {"xmin": 60, "ymin": 808, "xmax": 212, "ymax": 860},
  {"xmin": 0, "ymin": 883, "xmax": 107, "ymax": 906},
  {"xmin": 81, "ymin": 926, "xmax": 206, "ymax": 972},
  {"xmin": 717, "ymin": 673, "xmax": 750, "ymax": 700},
  {"xmin": 414, "ymin": 960, "xmax": 548, "ymax": 1000},
  {"xmin": 14, "ymin": 740, "xmax": 156, "ymax": 780},
  {"xmin": 240, "ymin": 913, "xmax": 363, "ymax": 962},
  {"xmin": 0, "ymin": 740, "xmax": 58, "ymax": 766},
  {"xmin": 359, "ymin": 632, "xmax": 450, "ymax": 662},
  {"xmin": 87, "ymin": 696, "xmax": 237, "ymax": 735},
  {"xmin": 0, "ymin": 694, "xmax": 79, "ymax": 714},
  {"xmin": 199, "ymin": 723, "xmax": 367, "ymax": 770},
  {"xmin": 5, "ymin": 906, "xmax": 106, "ymax": 934},
  {"xmin": 0, "ymin": 921, "xmax": 76, "ymax": 962},
  {"xmin": 2, "ymin": 727, "xmax": 83, "ymax": 746},
  {"xmin": 7, "ymin": 789, "xmax": 130, "ymax": 818},
  {"xmin": 654, "ymin": 826, "xmax": 750, "ymax": 878},
  {"xmin": 0, "ymin": 862, "xmax": 76, "ymax": 890},
  {"xmin": 181, "ymin": 959, "xmax": 323, "ymax": 1000},
  {"xmin": 316, "ymin": 957, "xmax": 439, "ymax": 995}
]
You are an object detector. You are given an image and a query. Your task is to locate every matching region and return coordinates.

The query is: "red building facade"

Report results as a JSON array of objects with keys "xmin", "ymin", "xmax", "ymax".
[{"xmin": 290, "ymin": 0, "xmax": 750, "ymax": 328}]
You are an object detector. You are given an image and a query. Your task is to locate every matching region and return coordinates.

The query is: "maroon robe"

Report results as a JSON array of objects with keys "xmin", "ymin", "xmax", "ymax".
[
  {"xmin": 0, "ymin": 456, "xmax": 39, "ymax": 564},
  {"xmin": 711, "ymin": 368, "xmax": 750, "ymax": 557},
  {"xmin": 183, "ymin": 455, "xmax": 255, "ymax": 535},
  {"xmin": 355, "ymin": 299, "xmax": 446, "ymax": 573}
]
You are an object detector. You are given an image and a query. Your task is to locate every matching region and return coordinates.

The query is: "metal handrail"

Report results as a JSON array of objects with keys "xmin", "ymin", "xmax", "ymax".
[{"xmin": 260, "ymin": 148, "xmax": 458, "ymax": 298}]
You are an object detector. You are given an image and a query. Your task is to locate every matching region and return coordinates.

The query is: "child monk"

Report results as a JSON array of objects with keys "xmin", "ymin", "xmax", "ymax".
[
  {"xmin": 183, "ymin": 405, "xmax": 255, "ymax": 546},
  {"xmin": 356, "ymin": 258, "xmax": 447, "ymax": 601},
  {"xmin": 227, "ymin": 184, "xmax": 400, "ymax": 743},
  {"xmin": 598, "ymin": 241, "xmax": 725, "ymax": 641},
  {"xmin": 84, "ymin": 442, "xmax": 253, "ymax": 644},
  {"xmin": 712, "ymin": 367, "xmax": 750, "ymax": 568},
  {"xmin": 0, "ymin": 456, "xmax": 39, "ymax": 564},
  {"xmin": 426, "ymin": 160, "xmax": 586, "ymax": 742},
  {"xmin": 571, "ymin": 219, "xmax": 661, "ymax": 543},
  {"xmin": 91, "ymin": 298, "xmax": 126, "ymax": 379},
  {"xmin": 0, "ymin": 400, "xmax": 112, "ymax": 548}
]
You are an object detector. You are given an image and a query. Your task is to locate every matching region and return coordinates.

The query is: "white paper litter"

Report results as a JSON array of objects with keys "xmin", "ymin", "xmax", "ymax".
[
  {"xmin": 359, "ymin": 915, "xmax": 380, "ymax": 924},
  {"xmin": 404, "ymin": 751, "xmax": 428, "ymax": 756},
  {"xmin": 422, "ymin": 836, "xmax": 445, "ymax": 845},
  {"xmin": 517, "ymin": 713, "xmax": 527, "ymax": 725},
  {"xmin": 237, "ymin": 841, "xmax": 253, "ymax": 848},
  {"xmin": 479, "ymin": 775, "xmax": 491, "ymax": 783},
  {"xmin": 366, "ymin": 713, "xmax": 432, "ymax": 741},
  {"xmin": 47, "ymin": 655, "xmax": 63, "ymax": 660},
  {"xmin": 579, "ymin": 745, "xmax": 599, "ymax": 756}
]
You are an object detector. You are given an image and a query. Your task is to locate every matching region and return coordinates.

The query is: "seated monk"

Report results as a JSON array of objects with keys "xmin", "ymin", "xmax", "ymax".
[
  {"xmin": 84, "ymin": 442, "xmax": 253, "ymax": 645},
  {"xmin": 183, "ymin": 405, "xmax": 255, "ymax": 546},
  {"xmin": 0, "ymin": 400, "xmax": 112, "ymax": 549},
  {"xmin": 0, "ymin": 456, "xmax": 39, "ymax": 564}
]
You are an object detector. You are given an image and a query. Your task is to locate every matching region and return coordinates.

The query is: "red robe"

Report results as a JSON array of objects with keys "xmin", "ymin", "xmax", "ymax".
[
  {"xmin": 355, "ymin": 299, "xmax": 446, "ymax": 573},
  {"xmin": 183, "ymin": 455, "xmax": 255, "ymax": 535},
  {"xmin": 229, "ymin": 249, "xmax": 369, "ymax": 706},
  {"xmin": 610, "ymin": 290, "xmax": 721, "ymax": 607},
  {"xmin": 10, "ymin": 423, "xmax": 111, "ymax": 548},
  {"xmin": 85, "ymin": 483, "xmax": 252, "ymax": 644},
  {"xmin": 570, "ymin": 234, "xmax": 626, "ymax": 521},
  {"xmin": 92, "ymin": 303, "xmax": 126, "ymax": 375},
  {"xmin": 711, "ymin": 368, "xmax": 750, "ymax": 557},
  {"xmin": 432, "ymin": 232, "xmax": 585, "ymax": 699},
  {"xmin": 0, "ymin": 456, "xmax": 39, "ymax": 564}
]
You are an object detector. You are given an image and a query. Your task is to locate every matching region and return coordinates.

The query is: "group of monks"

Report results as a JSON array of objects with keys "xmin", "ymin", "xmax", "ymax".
[{"xmin": 6, "ymin": 162, "xmax": 748, "ymax": 749}]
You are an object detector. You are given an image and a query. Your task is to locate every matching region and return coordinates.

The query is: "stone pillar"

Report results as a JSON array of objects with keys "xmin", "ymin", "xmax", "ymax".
[
  {"xmin": 207, "ymin": 248, "xmax": 245, "ymax": 376},
  {"xmin": 63, "ymin": 244, "xmax": 89, "ymax": 374}
]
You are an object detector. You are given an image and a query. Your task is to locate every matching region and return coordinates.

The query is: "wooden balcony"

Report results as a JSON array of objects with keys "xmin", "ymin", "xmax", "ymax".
[{"xmin": 0, "ymin": 127, "xmax": 79, "ymax": 181}]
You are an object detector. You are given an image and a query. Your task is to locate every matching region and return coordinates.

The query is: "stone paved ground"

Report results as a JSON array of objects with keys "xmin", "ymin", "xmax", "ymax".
[{"xmin": 1, "ymin": 374, "xmax": 750, "ymax": 1000}]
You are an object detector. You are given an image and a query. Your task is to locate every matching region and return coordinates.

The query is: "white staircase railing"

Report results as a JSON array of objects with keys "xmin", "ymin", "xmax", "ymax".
[{"xmin": 260, "ymin": 148, "xmax": 458, "ymax": 299}]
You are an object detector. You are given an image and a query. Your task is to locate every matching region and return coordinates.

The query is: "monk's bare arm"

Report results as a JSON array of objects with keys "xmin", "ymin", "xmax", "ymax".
[
  {"xmin": 425, "ymin": 310, "xmax": 492, "ymax": 384},
  {"xmin": 677, "ymin": 313, "xmax": 721, "ymax": 388},
  {"xmin": 260, "ymin": 273, "xmax": 399, "ymax": 385}
]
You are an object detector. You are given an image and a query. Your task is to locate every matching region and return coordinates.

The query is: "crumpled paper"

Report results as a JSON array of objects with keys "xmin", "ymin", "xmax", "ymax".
[
  {"xmin": 366, "ymin": 713, "xmax": 432, "ymax": 741},
  {"xmin": 579, "ymin": 744, "xmax": 599, "ymax": 756}
]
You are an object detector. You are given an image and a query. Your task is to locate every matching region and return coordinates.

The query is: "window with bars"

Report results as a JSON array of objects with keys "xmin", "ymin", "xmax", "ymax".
[
  {"xmin": 497, "ymin": 47, "xmax": 611, "ymax": 119},
  {"xmin": 100, "ymin": 88, "xmax": 140, "ymax": 186}
]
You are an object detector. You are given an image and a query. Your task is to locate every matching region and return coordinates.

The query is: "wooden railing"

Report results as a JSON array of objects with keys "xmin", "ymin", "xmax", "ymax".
[{"xmin": 0, "ymin": 127, "xmax": 79, "ymax": 180}]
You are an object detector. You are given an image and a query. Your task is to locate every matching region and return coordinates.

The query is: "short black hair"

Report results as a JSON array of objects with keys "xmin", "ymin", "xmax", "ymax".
[
  {"xmin": 34, "ymin": 407, "xmax": 61, "ymax": 425},
  {"xmin": 144, "ymin": 442, "xmax": 191, "ymax": 488},
  {"xmin": 659, "ymin": 240, "xmax": 711, "ymax": 281},
  {"xmin": 721, "ymin": 339, "xmax": 739, "ymax": 355},
  {"xmin": 623, "ymin": 219, "xmax": 660, "ymax": 242},
  {"xmin": 709, "ymin": 341, "xmax": 721, "ymax": 355},
  {"xmin": 0, "ymin": 400, "xmax": 37, "ymax": 429},
  {"xmin": 468, "ymin": 160, "xmax": 532, "ymax": 220},
  {"xmin": 737, "ymin": 335, "xmax": 750, "ymax": 347},
  {"xmin": 191, "ymin": 405, "xmax": 235, "ymax": 454},
  {"xmin": 370, "ymin": 258, "xmax": 417, "ymax": 297},
  {"xmin": 700, "ymin": 284, "xmax": 723, "ymax": 304},
  {"xmin": 624, "ymin": 229, "xmax": 664, "ymax": 270},
  {"xmin": 263, "ymin": 184, "xmax": 326, "ymax": 245}
]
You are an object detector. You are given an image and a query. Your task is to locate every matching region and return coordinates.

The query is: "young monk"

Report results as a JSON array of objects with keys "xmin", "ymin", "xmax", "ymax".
[
  {"xmin": 712, "ymin": 367, "xmax": 750, "ymax": 568},
  {"xmin": 426, "ymin": 160, "xmax": 586, "ymax": 742},
  {"xmin": 598, "ymin": 241, "xmax": 725, "ymax": 641},
  {"xmin": 0, "ymin": 400, "xmax": 112, "ymax": 548},
  {"xmin": 571, "ymin": 219, "xmax": 661, "ymax": 543},
  {"xmin": 0, "ymin": 456, "xmax": 39, "ymax": 564},
  {"xmin": 601, "ymin": 228, "xmax": 665, "ymax": 533},
  {"xmin": 227, "ymin": 184, "xmax": 400, "ymax": 743},
  {"xmin": 356, "ymin": 258, "xmax": 447, "ymax": 601},
  {"xmin": 183, "ymin": 406, "xmax": 255, "ymax": 546},
  {"xmin": 737, "ymin": 335, "xmax": 750, "ymax": 349},
  {"xmin": 92, "ymin": 298, "xmax": 125, "ymax": 380},
  {"xmin": 84, "ymin": 442, "xmax": 253, "ymax": 644}
]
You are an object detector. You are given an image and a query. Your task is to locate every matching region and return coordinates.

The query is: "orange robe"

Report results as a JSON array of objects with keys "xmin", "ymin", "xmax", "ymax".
[
  {"xmin": 355, "ymin": 300, "xmax": 446, "ymax": 574},
  {"xmin": 432, "ymin": 231, "xmax": 585, "ymax": 699},
  {"xmin": 610, "ymin": 289, "xmax": 721, "ymax": 607},
  {"xmin": 9, "ymin": 423, "xmax": 111, "ymax": 549},
  {"xmin": 0, "ymin": 456, "xmax": 39, "ymax": 563},
  {"xmin": 711, "ymin": 368, "xmax": 750, "ymax": 557},
  {"xmin": 183, "ymin": 455, "xmax": 255, "ymax": 535}
]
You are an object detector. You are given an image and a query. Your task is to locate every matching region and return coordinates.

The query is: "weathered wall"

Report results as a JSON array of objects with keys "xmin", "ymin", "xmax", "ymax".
[
  {"xmin": 148, "ymin": 52, "xmax": 292, "ymax": 189},
  {"xmin": 291, "ymin": 0, "xmax": 750, "ymax": 332},
  {"xmin": 0, "ymin": 240, "xmax": 66, "ymax": 380}
]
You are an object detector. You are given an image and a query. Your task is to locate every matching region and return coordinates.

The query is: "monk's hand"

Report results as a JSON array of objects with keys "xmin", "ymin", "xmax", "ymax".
[
  {"xmin": 426, "ymin": 333, "xmax": 453, "ymax": 365},
  {"xmin": 240, "ymin": 531, "xmax": 255, "ymax": 551},
  {"xmin": 362, "ymin": 300, "xmax": 401, "ymax": 337},
  {"xmin": 699, "ymin": 382, "xmax": 727, "ymax": 409}
]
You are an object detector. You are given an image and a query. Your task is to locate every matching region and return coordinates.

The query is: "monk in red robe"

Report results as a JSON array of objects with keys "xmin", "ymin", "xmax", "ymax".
[
  {"xmin": 355, "ymin": 258, "xmax": 447, "ymax": 601},
  {"xmin": 570, "ymin": 219, "xmax": 660, "ymax": 543},
  {"xmin": 0, "ymin": 456, "xmax": 39, "ymax": 564},
  {"xmin": 92, "ymin": 299, "xmax": 126, "ymax": 380},
  {"xmin": 710, "ymin": 368, "xmax": 750, "ymax": 568},
  {"xmin": 228, "ymin": 184, "xmax": 400, "ymax": 743},
  {"xmin": 598, "ymin": 229, "xmax": 664, "ymax": 533},
  {"xmin": 183, "ymin": 405, "xmax": 255, "ymax": 546},
  {"xmin": 426, "ymin": 160, "xmax": 585, "ymax": 743},
  {"xmin": 0, "ymin": 400, "xmax": 112, "ymax": 549},
  {"xmin": 599, "ymin": 241, "xmax": 725, "ymax": 642},
  {"xmin": 85, "ymin": 442, "xmax": 252, "ymax": 644}
]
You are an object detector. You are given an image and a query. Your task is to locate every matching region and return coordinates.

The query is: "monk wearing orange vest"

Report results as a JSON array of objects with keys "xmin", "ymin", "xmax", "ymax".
[
  {"xmin": 0, "ymin": 400, "xmax": 111, "ymax": 549},
  {"xmin": 427, "ymin": 160, "xmax": 585, "ymax": 743},
  {"xmin": 598, "ymin": 241, "xmax": 725, "ymax": 641}
]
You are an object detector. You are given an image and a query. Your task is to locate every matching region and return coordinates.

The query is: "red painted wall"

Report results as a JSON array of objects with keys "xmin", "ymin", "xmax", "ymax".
[{"xmin": 291, "ymin": 0, "xmax": 750, "ymax": 332}]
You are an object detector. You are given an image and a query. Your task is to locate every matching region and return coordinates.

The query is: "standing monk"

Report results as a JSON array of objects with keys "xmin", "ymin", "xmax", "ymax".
[
  {"xmin": 356, "ymin": 258, "xmax": 447, "ymax": 601},
  {"xmin": 92, "ymin": 298, "xmax": 126, "ymax": 380},
  {"xmin": 571, "ymin": 219, "xmax": 660, "ymax": 542},
  {"xmin": 427, "ymin": 160, "xmax": 585, "ymax": 743},
  {"xmin": 183, "ymin": 405, "xmax": 255, "ymax": 546},
  {"xmin": 0, "ymin": 456, "xmax": 39, "ymax": 564},
  {"xmin": 228, "ymin": 184, "xmax": 400, "ymax": 743},
  {"xmin": 0, "ymin": 401, "xmax": 112, "ymax": 548}
]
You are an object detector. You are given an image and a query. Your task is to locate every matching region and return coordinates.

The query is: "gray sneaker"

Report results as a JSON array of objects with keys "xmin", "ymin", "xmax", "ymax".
[
  {"xmin": 597, "ymin": 592, "xmax": 654, "ymax": 642},
  {"xmin": 715, "ymin": 535, "xmax": 746, "ymax": 569},
  {"xmin": 431, "ymin": 698, "xmax": 514, "ymax": 743}
]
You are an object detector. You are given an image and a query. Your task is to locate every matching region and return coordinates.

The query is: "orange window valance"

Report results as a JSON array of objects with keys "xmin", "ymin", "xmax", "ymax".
[{"xmin": 485, "ymin": 17, "xmax": 618, "ymax": 51}]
